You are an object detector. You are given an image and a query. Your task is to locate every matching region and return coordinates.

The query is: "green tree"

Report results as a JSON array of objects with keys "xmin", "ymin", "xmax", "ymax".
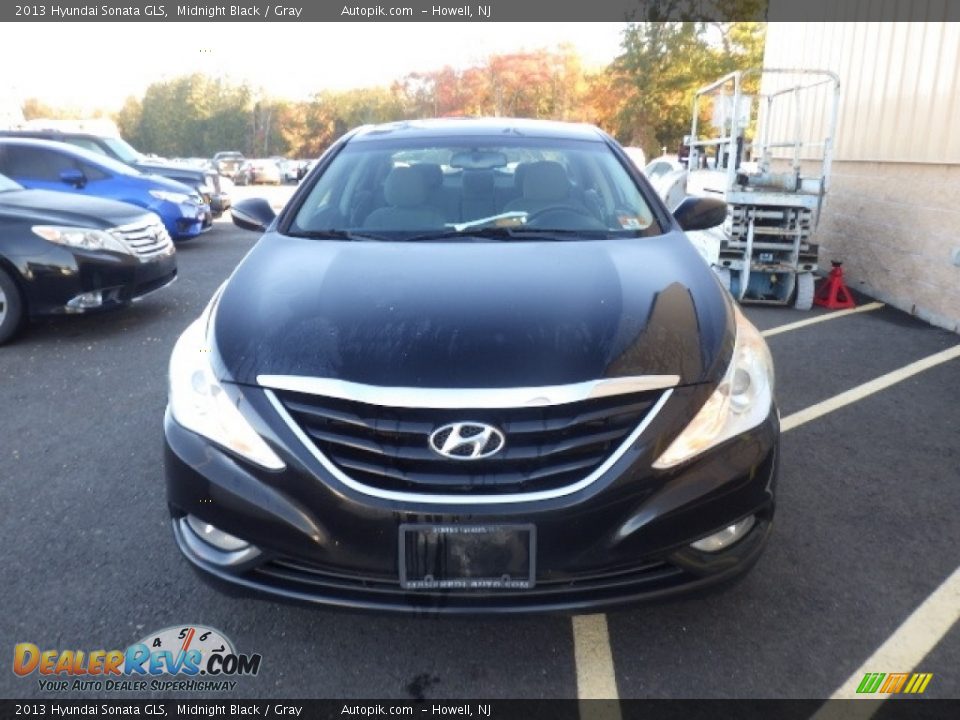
[
  {"xmin": 602, "ymin": 20, "xmax": 766, "ymax": 158},
  {"xmin": 117, "ymin": 74, "xmax": 253, "ymax": 157},
  {"xmin": 115, "ymin": 96, "xmax": 143, "ymax": 145}
]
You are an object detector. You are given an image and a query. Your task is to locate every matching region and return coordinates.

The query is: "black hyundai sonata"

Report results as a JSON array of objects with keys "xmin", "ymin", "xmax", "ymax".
[{"xmin": 164, "ymin": 119, "xmax": 778, "ymax": 613}]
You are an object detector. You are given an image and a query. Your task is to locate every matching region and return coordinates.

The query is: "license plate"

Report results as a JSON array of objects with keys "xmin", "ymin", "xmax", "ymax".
[{"xmin": 399, "ymin": 524, "xmax": 536, "ymax": 590}]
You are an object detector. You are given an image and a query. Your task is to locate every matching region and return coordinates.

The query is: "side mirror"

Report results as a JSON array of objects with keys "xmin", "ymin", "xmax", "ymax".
[
  {"xmin": 231, "ymin": 197, "xmax": 276, "ymax": 232},
  {"xmin": 673, "ymin": 196, "xmax": 727, "ymax": 231},
  {"xmin": 60, "ymin": 169, "xmax": 86, "ymax": 189}
]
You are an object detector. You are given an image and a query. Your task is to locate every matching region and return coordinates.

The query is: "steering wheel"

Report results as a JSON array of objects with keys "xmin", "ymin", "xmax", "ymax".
[{"xmin": 523, "ymin": 205, "xmax": 607, "ymax": 230}]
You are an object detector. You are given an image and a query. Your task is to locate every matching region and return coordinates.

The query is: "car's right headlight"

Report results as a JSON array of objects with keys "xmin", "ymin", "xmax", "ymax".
[
  {"xmin": 32, "ymin": 225, "xmax": 131, "ymax": 254},
  {"xmin": 653, "ymin": 305, "xmax": 775, "ymax": 469},
  {"xmin": 168, "ymin": 294, "xmax": 285, "ymax": 471}
]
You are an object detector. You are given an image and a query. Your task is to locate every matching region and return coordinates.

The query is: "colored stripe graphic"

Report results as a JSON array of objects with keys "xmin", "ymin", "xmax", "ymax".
[
  {"xmin": 856, "ymin": 673, "xmax": 885, "ymax": 693},
  {"xmin": 903, "ymin": 673, "xmax": 933, "ymax": 694},
  {"xmin": 856, "ymin": 671, "xmax": 932, "ymax": 694},
  {"xmin": 879, "ymin": 673, "xmax": 908, "ymax": 693}
]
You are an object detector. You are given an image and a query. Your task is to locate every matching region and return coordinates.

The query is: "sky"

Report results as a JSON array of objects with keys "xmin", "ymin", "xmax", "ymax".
[{"xmin": 2, "ymin": 23, "xmax": 628, "ymax": 112}]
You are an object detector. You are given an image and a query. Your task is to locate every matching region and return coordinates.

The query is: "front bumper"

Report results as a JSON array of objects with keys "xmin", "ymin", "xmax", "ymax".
[
  {"xmin": 21, "ymin": 247, "xmax": 177, "ymax": 317},
  {"xmin": 155, "ymin": 200, "xmax": 211, "ymax": 240},
  {"xmin": 164, "ymin": 381, "xmax": 779, "ymax": 614}
]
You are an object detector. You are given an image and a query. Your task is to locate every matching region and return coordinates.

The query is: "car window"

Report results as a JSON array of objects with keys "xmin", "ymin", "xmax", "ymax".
[
  {"xmin": 0, "ymin": 172, "xmax": 22, "ymax": 192},
  {"xmin": 78, "ymin": 160, "xmax": 110, "ymax": 181},
  {"xmin": 101, "ymin": 137, "xmax": 141, "ymax": 164},
  {"xmin": 290, "ymin": 137, "xmax": 661, "ymax": 239},
  {"xmin": 66, "ymin": 138, "xmax": 107, "ymax": 156},
  {"xmin": 0, "ymin": 145, "xmax": 77, "ymax": 181},
  {"xmin": 645, "ymin": 162, "xmax": 671, "ymax": 179}
]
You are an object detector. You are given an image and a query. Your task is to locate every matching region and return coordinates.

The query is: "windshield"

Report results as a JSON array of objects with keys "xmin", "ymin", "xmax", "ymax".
[
  {"xmin": 289, "ymin": 136, "xmax": 661, "ymax": 240},
  {"xmin": 0, "ymin": 173, "xmax": 22, "ymax": 192},
  {"xmin": 102, "ymin": 136, "xmax": 142, "ymax": 164}
]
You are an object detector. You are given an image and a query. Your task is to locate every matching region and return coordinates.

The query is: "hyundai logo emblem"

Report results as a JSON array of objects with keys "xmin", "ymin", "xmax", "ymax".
[{"xmin": 429, "ymin": 422, "xmax": 506, "ymax": 460}]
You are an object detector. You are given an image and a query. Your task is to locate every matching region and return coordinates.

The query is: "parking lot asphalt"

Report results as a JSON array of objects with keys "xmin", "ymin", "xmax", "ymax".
[{"xmin": 2, "ymin": 194, "xmax": 958, "ymax": 701}]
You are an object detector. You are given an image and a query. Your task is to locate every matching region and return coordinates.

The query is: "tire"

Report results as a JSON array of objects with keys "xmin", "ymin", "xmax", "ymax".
[
  {"xmin": 794, "ymin": 271, "xmax": 815, "ymax": 311},
  {"xmin": 0, "ymin": 268, "xmax": 25, "ymax": 345}
]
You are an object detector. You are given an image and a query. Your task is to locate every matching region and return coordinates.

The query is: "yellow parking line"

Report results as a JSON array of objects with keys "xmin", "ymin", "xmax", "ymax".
[
  {"xmin": 811, "ymin": 565, "xmax": 960, "ymax": 719},
  {"xmin": 572, "ymin": 614, "xmax": 622, "ymax": 706},
  {"xmin": 781, "ymin": 344, "xmax": 960, "ymax": 432},
  {"xmin": 761, "ymin": 302, "xmax": 885, "ymax": 338},
  {"xmin": 572, "ymin": 343, "xmax": 960, "ymax": 711}
]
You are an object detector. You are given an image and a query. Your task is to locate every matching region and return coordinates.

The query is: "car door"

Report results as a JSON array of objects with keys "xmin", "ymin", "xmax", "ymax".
[{"xmin": 72, "ymin": 157, "xmax": 131, "ymax": 204}]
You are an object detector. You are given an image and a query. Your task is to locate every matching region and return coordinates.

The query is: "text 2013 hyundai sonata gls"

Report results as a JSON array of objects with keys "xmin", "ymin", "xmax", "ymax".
[{"xmin": 164, "ymin": 118, "xmax": 779, "ymax": 614}]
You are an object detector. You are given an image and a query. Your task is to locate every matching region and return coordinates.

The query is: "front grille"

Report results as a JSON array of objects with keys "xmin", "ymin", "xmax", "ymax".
[
  {"xmin": 274, "ymin": 388, "xmax": 664, "ymax": 496},
  {"xmin": 113, "ymin": 218, "xmax": 174, "ymax": 260}
]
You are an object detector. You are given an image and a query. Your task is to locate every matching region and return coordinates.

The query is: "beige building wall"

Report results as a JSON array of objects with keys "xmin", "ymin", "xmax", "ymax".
[{"xmin": 763, "ymin": 18, "xmax": 960, "ymax": 332}]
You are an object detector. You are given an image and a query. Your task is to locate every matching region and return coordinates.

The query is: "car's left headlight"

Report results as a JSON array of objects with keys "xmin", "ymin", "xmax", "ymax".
[
  {"xmin": 32, "ymin": 225, "xmax": 131, "ymax": 254},
  {"xmin": 150, "ymin": 189, "xmax": 191, "ymax": 204},
  {"xmin": 653, "ymin": 305, "xmax": 775, "ymax": 469},
  {"xmin": 168, "ymin": 295, "xmax": 285, "ymax": 471}
]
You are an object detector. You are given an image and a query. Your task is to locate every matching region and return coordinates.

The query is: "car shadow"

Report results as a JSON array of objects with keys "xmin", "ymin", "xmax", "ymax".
[{"xmin": 15, "ymin": 299, "xmax": 175, "ymax": 347}]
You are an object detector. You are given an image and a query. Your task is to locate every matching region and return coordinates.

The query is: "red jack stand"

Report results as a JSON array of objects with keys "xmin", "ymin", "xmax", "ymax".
[{"xmin": 814, "ymin": 261, "xmax": 856, "ymax": 309}]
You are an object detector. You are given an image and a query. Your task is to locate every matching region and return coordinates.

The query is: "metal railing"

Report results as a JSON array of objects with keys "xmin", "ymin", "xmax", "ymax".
[{"xmin": 687, "ymin": 68, "xmax": 841, "ymax": 195}]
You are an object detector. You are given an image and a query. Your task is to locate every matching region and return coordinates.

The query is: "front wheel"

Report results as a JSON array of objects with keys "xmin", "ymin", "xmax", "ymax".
[{"xmin": 0, "ymin": 268, "xmax": 25, "ymax": 345}]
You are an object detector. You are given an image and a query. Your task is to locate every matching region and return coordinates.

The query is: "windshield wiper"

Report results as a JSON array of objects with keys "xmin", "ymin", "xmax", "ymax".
[
  {"xmin": 406, "ymin": 227, "xmax": 520, "ymax": 242},
  {"xmin": 287, "ymin": 229, "xmax": 392, "ymax": 242},
  {"xmin": 406, "ymin": 227, "xmax": 621, "ymax": 242}
]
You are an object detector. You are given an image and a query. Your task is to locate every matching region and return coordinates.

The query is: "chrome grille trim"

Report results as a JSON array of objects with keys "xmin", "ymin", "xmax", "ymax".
[
  {"xmin": 257, "ymin": 374, "xmax": 680, "ymax": 409},
  {"xmin": 111, "ymin": 217, "xmax": 174, "ymax": 260},
  {"xmin": 264, "ymin": 387, "xmax": 673, "ymax": 505}
]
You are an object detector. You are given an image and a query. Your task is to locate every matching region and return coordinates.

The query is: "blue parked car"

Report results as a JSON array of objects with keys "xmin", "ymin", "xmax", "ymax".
[{"xmin": 0, "ymin": 138, "xmax": 210, "ymax": 241}]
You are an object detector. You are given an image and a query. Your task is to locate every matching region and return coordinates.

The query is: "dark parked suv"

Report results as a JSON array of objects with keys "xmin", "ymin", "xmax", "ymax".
[
  {"xmin": 0, "ymin": 129, "xmax": 230, "ymax": 217},
  {"xmin": 164, "ymin": 118, "xmax": 779, "ymax": 613}
]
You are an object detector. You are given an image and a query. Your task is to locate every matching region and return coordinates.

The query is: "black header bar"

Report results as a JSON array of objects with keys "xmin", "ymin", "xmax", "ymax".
[{"xmin": 5, "ymin": 0, "xmax": 960, "ymax": 22}]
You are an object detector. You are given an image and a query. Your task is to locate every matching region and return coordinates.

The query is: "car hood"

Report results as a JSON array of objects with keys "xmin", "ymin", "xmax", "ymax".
[
  {"xmin": 0, "ymin": 188, "xmax": 153, "ymax": 227},
  {"xmin": 140, "ymin": 173, "xmax": 199, "ymax": 195},
  {"xmin": 212, "ymin": 233, "xmax": 734, "ymax": 389},
  {"xmin": 135, "ymin": 160, "xmax": 207, "ymax": 180}
]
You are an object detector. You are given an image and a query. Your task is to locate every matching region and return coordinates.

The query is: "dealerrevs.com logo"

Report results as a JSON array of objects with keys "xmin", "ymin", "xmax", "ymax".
[{"xmin": 13, "ymin": 625, "xmax": 262, "ymax": 692}]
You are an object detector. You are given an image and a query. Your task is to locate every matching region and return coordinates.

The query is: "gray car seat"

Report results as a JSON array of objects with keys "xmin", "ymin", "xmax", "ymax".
[
  {"xmin": 504, "ymin": 160, "xmax": 584, "ymax": 215},
  {"xmin": 363, "ymin": 166, "xmax": 446, "ymax": 230}
]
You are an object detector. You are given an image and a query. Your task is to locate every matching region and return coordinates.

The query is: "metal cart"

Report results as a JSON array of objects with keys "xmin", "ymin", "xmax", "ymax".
[{"xmin": 680, "ymin": 68, "xmax": 841, "ymax": 309}]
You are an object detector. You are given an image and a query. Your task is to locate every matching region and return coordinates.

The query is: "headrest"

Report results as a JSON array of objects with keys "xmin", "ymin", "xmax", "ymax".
[
  {"xmin": 384, "ymin": 166, "xmax": 428, "ymax": 208},
  {"xmin": 412, "ymin": 163, "xmax": 443, "ymax": 190},
  {"xmin": 461, "ymin": 170, "xmax": 494, "ymax": 196},
  {"xmin": 514, "ymin": 163, "xmax": 529, "ymax": 190},
  {"xmin": 522, "ymin": 161, "xmax": 569, "ymax": 202}
]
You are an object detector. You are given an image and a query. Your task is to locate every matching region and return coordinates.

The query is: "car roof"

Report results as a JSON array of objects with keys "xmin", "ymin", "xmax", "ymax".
[
  {"xmin": 0, "ymin": 129, "xmax": 104, "ymax": 140},
  {"xmin": 0, "ymin": 137, "xmax": 137, "ymax": 174},
  {"xmin": 348, "ymin": 117, "xmax": 608, "ymax": 143}
]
